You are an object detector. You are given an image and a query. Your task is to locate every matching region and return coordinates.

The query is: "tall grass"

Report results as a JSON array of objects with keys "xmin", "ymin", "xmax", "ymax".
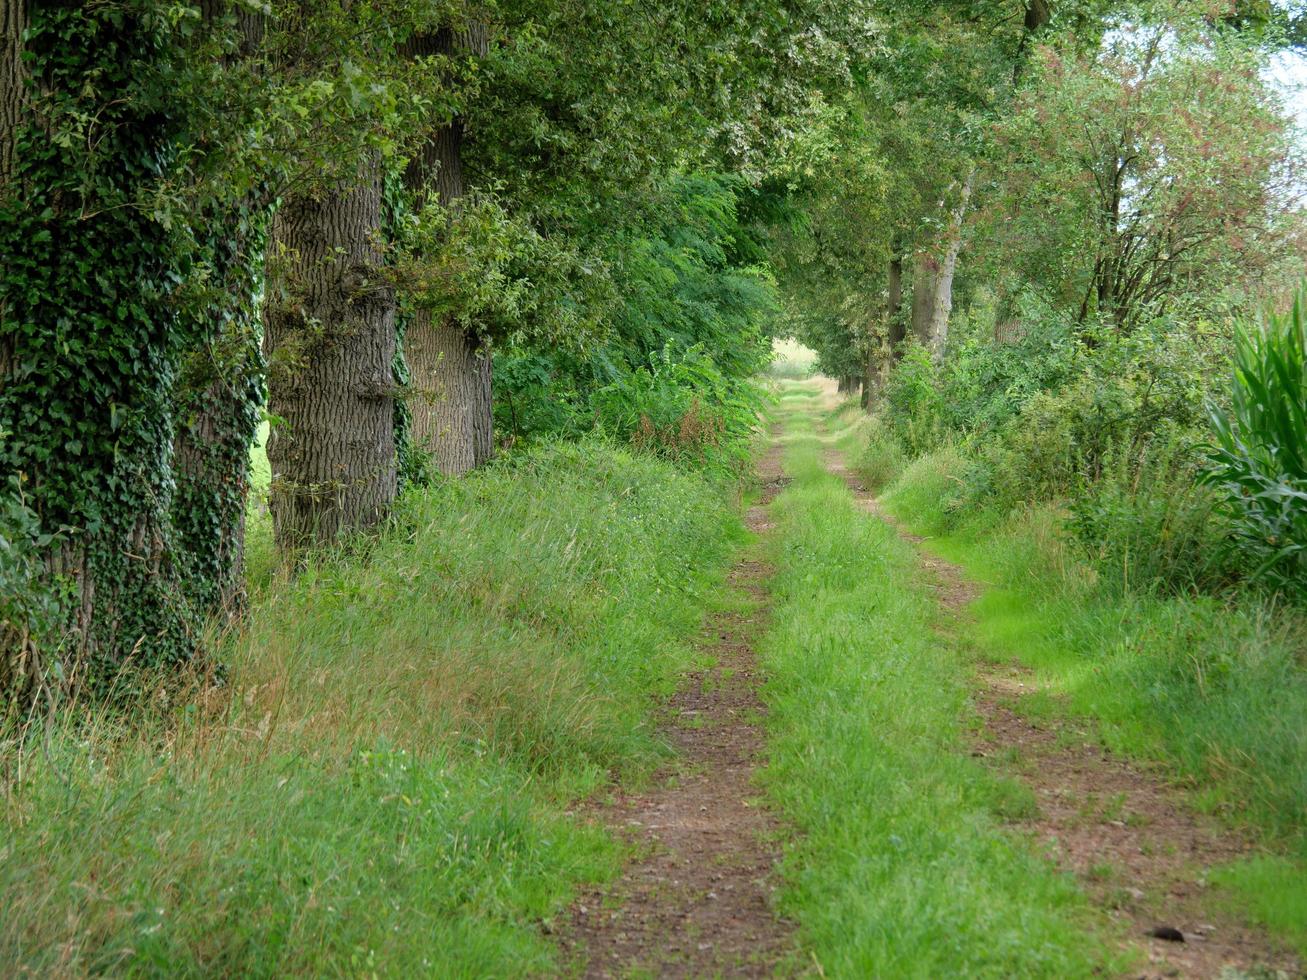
[{"xmin": 0, "ymin": 441, "xmax": 742, "ymax": 975}]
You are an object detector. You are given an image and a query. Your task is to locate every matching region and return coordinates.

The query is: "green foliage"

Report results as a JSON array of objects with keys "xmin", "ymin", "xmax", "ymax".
[
  {"xmin": 0, "ymin": 2, "xmax": 227, "ymax": 691},
  {"xmin": 0, "ymin": 479, "xmax": 72, "ymax": 695},
  {"xmin": 873, "ymin": 300, "xmax": 1256, "ymax": 595},
  {"xmin": 1066, "ymin": 440, "xmax": 1231, "ymax": 595},
  {"xmin": 591, "ymin": 345, "xmax": 766, "ymax": 475},
  {"xmin": 0, "ymin": 440, "xmax": 742, "ymax": 974},
  {"xmin": 495, "ymin": 173, "xmax": 775, "ymax": 472},
  {"xmin": 1201, "ymin": 294, "xmax": 1307, "ymax": 597},
  {"xmin": 980, "ymin": 15, "xmax": 1299, "ymax": 329}
]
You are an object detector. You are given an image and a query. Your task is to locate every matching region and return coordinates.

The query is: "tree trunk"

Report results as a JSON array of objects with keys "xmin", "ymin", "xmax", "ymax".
[
  {"xmin": 1, "ymin": 0, "xmax": 23, "ymax": 392},
  {"xmin": 264, "ymin": 159, "xmax": 397, "ymax": 555},
  {"xmin": 172, "ymin": 1, "xmax": 266, "ymax": 619},
  {"xmin": 2, "ymin": 7, "xmax": 213, "ymax": 700},
  {"xmin": 406, "ymin": 311, "xmax": 477, "ymax": 474},
  {"xmin": 0, "ymin": 0, "xmax": 20, "ymax": 198},
  {"xmin": 402, "ymin": 24, "xmax": 493, "ymax": 477},
  {"xmin": 470, "ymin": 338, "xmax": 494, "ymax": 466},
  {"xmin": 867, "ymin": 250, "xmax": 905, "ymax": 403},
  {"xmin": 886, "ymin": 252, "xmax": 905, "ymax": 350},
  {"xmin": 173, "ymin": 258, "xmax": 264, "ymax": 616},
  {"xmin": 860, "ymin": 324, "xmax": 874, "ymax": 408},
  {"xmin": 911, "ymin": 175, "xmax": 972, "ymax": 360}
]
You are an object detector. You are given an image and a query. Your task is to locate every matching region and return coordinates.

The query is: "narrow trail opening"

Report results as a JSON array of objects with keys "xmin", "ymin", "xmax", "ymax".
[
  {"xmin": 822, "ymin": 418, "xmax": 1301, "ymax": 979},
  {"xmin": 563, "ymin": 442, "xmax": 795, "ymax": 978}
]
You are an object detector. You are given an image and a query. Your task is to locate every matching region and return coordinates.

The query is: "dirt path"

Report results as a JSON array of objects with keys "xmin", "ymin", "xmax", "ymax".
[
  {"xmin": 561, "ymin": 443, "xmax": 796, "ymax": 978},
  {"xmin": 823, "ymin": 445, "xmax": 1301, "ymax": 980}
]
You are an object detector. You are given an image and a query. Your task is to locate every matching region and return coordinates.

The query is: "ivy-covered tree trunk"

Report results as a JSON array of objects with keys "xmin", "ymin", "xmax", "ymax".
[
  {"xmin": 172, "ymin": 260, "xmax": 264, "ymax": 616},
  {"xmin": 263, "ymin": 161, "xmax": 398, "ymax": 555},
  {"xmin": 403, "ymin": 24, "xmax": 493, "ymax": 477},
  {"xmin": 911, "ymin": 176, "xmax": 972, "ymax": 360},
  {"xmin": 1, "ymin": 0, "xmax": 22, "ymax": 391},
  {"xmin": 172, "ymin": 2, "xmax": 266, "ymax": 618},
  {"xmin": 1, "ymin": 5, "xmax": 209, "ymax": 698}
]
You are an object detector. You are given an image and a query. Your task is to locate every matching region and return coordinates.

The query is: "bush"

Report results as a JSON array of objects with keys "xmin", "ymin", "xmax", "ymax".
[
  {"xmin": 591, "ymin": 344, "xmax": 765, "ymax": 475},
  {"xmin": 1201, "ymin": 293, "xmax": 1307, "ymax": 599},
  {"xmin": 853, "ymin": 414, "xmax": 906, "ymax": 490},
  {"xmin": 883, "ymin": 342, "xmax": 950, "ymax": 454}
]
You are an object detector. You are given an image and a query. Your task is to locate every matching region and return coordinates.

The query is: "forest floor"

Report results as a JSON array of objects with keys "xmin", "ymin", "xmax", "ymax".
[{"xmin": 565, "ymin": 377, "xmax": 1301, "ymax": 978}]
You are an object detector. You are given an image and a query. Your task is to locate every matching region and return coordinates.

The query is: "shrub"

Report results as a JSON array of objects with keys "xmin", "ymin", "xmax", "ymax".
[
  {"xmin": 591, "ymin": 344, "xmax": 765, "ymax": 475},
  {"xmin": 883, "ymin": 341, "xmax": 949, "ymax": 454},
  {"xmin": 854, "ymin": 414, "xmax": 906, "ymax": 490},
  {"xmin": 1201, "ymin": 293, "xmax": 1307, "ymax": 598}
]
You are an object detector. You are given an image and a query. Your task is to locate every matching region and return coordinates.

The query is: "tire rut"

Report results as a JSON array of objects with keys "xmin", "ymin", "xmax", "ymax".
[
  {"xmin": 560, "ymin": 442, "xmax": 796, "ymax": 978},
  {"xmin": 823, "ymin": 442, "xmax": 1301, "ymax": 980}
]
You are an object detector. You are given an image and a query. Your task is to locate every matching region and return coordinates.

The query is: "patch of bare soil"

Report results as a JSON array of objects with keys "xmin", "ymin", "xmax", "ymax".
[
  {"xmin": 824, "ymin": 446, "xmax": 1301, "ymax": 980},
  {"xmin": 559, "ymin": 444, "xmax": 796, "ymax": 978}
]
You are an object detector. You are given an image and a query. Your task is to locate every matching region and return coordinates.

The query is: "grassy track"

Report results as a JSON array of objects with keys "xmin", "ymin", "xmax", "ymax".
[
  {"xmin": 862, "ymin": 429, "xmax": 1307, "ymax": 958},
  {"xmin": 759, "ymin": 384, "xmax": 1118, "ymax": 977}
]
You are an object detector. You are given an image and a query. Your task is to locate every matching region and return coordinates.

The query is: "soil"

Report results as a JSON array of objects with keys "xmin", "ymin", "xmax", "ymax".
[
  {"xmin": 824, "ymin": 443, "xmax": 1302, "ymax": 980},
  {"xmin": 559, "ymin": 443, "xmax": 797, "ymax": 978}
]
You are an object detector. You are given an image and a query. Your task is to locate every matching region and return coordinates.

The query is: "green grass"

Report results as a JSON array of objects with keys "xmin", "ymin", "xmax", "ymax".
[
  {"xmin": 758, "ymin": 384, "xmax": 1119, "ymax": 977},
  {"xmin": 859, "ymin": 419, "xmax": 1307, "ymax": 958},
  {"xmin": 0, "ymin": 440, "xmax": 744, "ymax": 975}
]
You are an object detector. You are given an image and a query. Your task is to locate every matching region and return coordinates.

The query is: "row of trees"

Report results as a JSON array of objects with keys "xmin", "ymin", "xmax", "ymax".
[
  {"xmin": 3, "ymin": 0, "xmax": 1302, "ymax": 702},
  {"xmin": 0, "ymin": 1, "xmax": 884, "ymax": 701},
  {"xmin": 780, "ymin": 0, "xmax": 1304, "ymax": 397}
]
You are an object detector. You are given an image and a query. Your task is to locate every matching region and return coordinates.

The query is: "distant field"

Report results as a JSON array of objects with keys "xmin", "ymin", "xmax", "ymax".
[{"xmin": 768, "ymin": 338, "xmax": 818, "ymax": 379}]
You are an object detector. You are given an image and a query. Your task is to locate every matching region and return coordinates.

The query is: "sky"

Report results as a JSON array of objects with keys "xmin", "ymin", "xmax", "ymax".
[{"xmin": 1270, "ymin": 48, "xmax": 1307, "ymax": 134}]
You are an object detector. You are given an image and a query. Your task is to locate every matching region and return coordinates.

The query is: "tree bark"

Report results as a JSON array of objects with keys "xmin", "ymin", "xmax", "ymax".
[
  {"xmin": 264, "ymin": 159, "xmax": 397, "ymax": 555},
  {"xmin": 402, "ymin": 24, "xmax": 493, "ymax": 477},
  {"xmin": 470, "ymin": 337, "xmax": 494, "ymax": 466},
  {"xmin": 866, "ymin": 250, "xmax": 905, "ymax": 403},
  {"xmin": 0, "ymin": 0, "xmax": 21, "ymax": 198},
  {"xmin": 911, "ymin": 175, "xmax": 972, "ymax": 361},
  {"xmin": 0, "ymin": 1, "xmax": 28, "ymax": 697},
  {"xmin": 1, "ymin": 0, "xmax": 23, "ymax": 392},
  {"xmin": 886, "ymin": 252, "xmax": 905, "ymax": 350}
]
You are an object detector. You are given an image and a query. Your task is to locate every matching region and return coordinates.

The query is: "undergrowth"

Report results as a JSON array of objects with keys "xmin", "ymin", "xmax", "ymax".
[{"xmin": 0, "ymin": 440, "xmax": 742, "ymax": 976}]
